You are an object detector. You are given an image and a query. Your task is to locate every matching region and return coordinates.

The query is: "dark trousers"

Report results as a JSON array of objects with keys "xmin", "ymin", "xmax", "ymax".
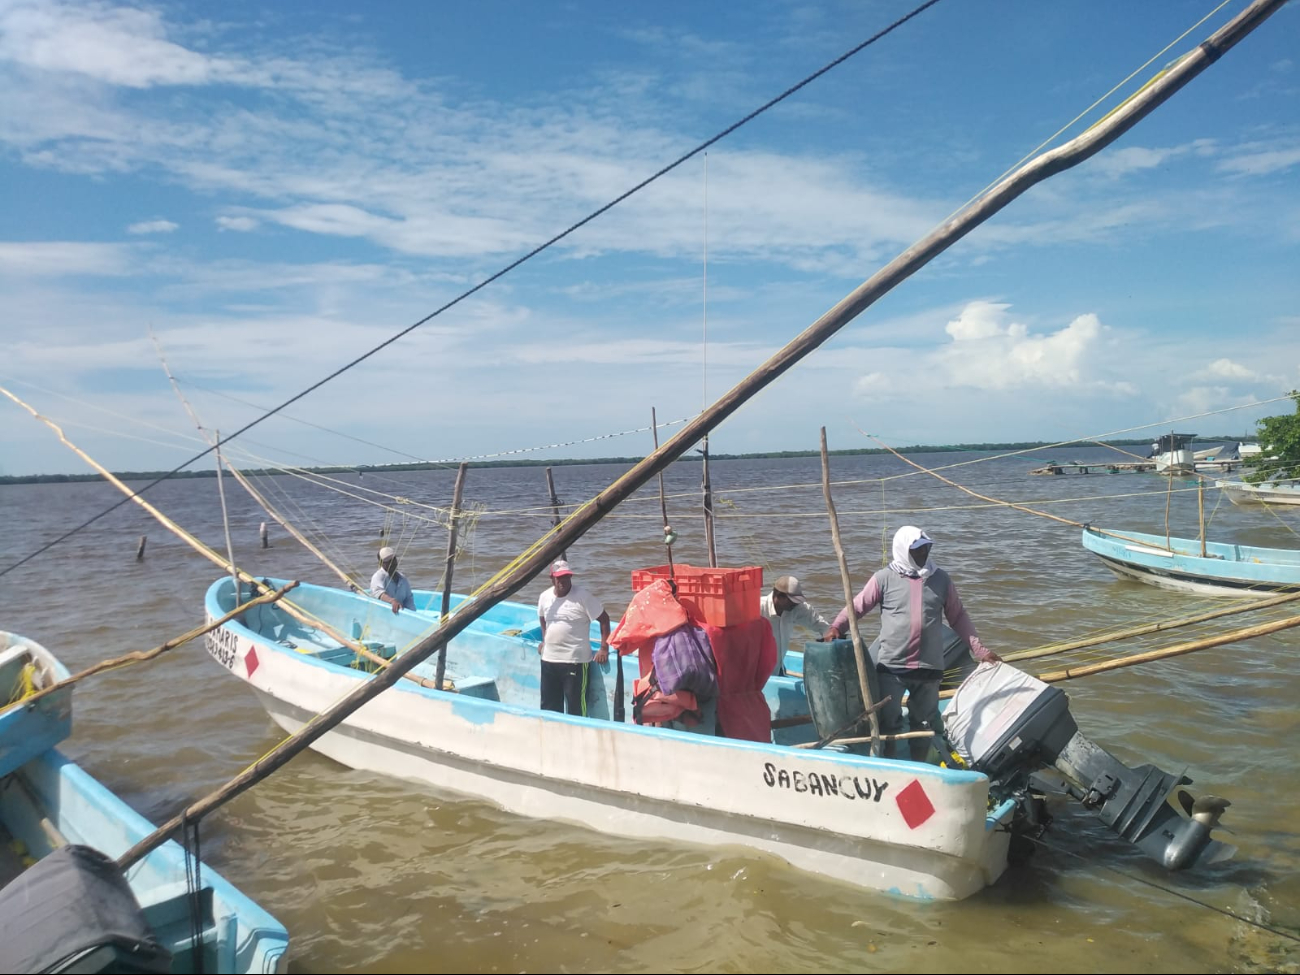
[{"xmin": 540, "ymin": 660, "xmax": 591, "ymax": 715}]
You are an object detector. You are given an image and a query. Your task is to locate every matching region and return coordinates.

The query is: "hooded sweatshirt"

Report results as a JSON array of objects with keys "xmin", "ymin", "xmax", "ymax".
[{"xmin": 829, "ymin": 526, "xmax": 995, "ymax": 674}]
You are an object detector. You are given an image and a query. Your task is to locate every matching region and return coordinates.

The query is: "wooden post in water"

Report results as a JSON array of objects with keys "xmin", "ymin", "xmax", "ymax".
[
  {"xmin": 215, "ymin": 431, "xmax": 240, "ymax": 608},
  {"xmin": 820, "ymin": 428, "xmax": 881, "ymax": 754},
  {"xmin": 135, "ymin": 535, "xmax": 146, "ymax": 560},
  {"xmin": 701, "ymin": 439, "xmax": 718, "ymax": 568},
  {"xmin": 652, "ymin": 408, "xmax": 675, "ymax": 575},
  {"xmin": 435, "ymin": 463, "xmax": 468, "ymax": 692},
  {"xmin": 544, "ymin": 467, "xmax": 566, "ymax": 561},
  {"xmin": 1199, "ymin": 478, "xmax": 1207, "ymax": 558},
  {"xmin": 260, "ymin": 521, "xmax": 269, "ymax": 549}
]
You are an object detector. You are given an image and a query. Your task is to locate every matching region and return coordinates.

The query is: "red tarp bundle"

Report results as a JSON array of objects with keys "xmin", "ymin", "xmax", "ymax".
[
  {"xmin": 610, "ymin": 579, "xmax": 689, "ymax": 675},
  {"xmin": 611, "ymin": 577, "xmax": 776, "ymax": 741},
  {"xmin": 701, "ymin": 619, "xmax": 776, "ymax": 742}
]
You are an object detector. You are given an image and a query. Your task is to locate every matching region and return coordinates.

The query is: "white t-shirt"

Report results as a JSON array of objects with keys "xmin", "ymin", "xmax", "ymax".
[{"xmin": 537, "ymin": 583, "xmax": 605, "ymax": 664}]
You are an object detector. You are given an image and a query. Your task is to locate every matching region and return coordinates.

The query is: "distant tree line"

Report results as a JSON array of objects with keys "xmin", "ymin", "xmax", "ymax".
[{"xmin": 0, "ymin": 436, "xmax": 1254, "ymax": 486}]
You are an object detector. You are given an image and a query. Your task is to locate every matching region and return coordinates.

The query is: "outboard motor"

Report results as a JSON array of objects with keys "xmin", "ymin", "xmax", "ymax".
[{"xmin": 943, "ymin": 664, "xmax": 1234, "ymax": 871}]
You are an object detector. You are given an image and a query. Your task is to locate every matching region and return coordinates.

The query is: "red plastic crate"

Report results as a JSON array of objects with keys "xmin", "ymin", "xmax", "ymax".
[{"xmin": 630, "ymin": 564, "xmax": 763, "ymax": 627}]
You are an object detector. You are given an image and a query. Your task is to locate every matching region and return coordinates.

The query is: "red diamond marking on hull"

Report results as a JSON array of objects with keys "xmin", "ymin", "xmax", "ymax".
[
  {"xmin": 245, "ymin": 647, "xmax": 260, "ymax": 678},
  {"xmin": 896, "ymin": 779, "xmax": 936, "ymax": 829}
]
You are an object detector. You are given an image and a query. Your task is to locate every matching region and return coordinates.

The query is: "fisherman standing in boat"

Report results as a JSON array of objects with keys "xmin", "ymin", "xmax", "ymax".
[
  {"xmin": 762, "ymin": 575, "xmax": 832, "ymax": 677},
  {"xmin": 370, "ymin": 545, "xmax": 415, "ymax": 614},
  {"xmin": 821, "ymin": 527, "xmax": 1000, "ymax": 762},
  {"xmin": 537, "ymin": 559, "xmax": 611, "ymax": 716}
]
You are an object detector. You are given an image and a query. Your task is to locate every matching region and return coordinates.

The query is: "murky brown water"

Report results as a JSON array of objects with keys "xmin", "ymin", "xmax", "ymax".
[{"xmin": 2, "ymin": 449, "xmax": 1298, "ymax": 972}]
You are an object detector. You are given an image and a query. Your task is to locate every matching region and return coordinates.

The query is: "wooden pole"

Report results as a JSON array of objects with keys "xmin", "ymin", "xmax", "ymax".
[
  {"xmin": 214, "ymin": 430, "xmax": 240, "ymax": 608},
  {"xmin": 435, "ymin": 463, "xmax": 468, "ymax": 692},
  {"xmin": 1199, "ymin": 477, "xmax": 1208, "ymax": 558},
  {"xmin": 100, "ymin": 1, "xmax": 1289, "ymax": 868},
  {"xmin": 0, "ymin": 390, "xmax": 438, "ymax": 690},
  {"xmin": 701, "ymin": 440, "xmax": 718, "ymax": 568},
  {"xmin": 1030, "ymin": 612, "xmax": 1300, "ymax": 685},
  {"xmin": 135, "ymin": 535, "xmax": 146, "ymax": 560},
  {"xmin": 544, "ymin": 467, "xmax": 567, "ymax": 561},
  {"xmin": 0, "ymin": 584, "xmax": 298, "ymax": 716},
  {"xmin": 821, "ymin": 427, "xmax": 881, "ymax": 754},
  {"xmin": 260, "ymin": 521, "xmax": 269, "ymax": 549},
  {"xmin": 797, "ymin": 730, "xmax": 932, "ymax": 750},
  {"xmin": 652, "ymin": 408, "xmax": 675, "ymax": 575},
  {"xmin": 1165, "ymin": 451, "xmax": 1174, "ymax": 550},
  {"xmin": 1004, "ymin": 588, "xmax": 1300, "ymax": 664}
]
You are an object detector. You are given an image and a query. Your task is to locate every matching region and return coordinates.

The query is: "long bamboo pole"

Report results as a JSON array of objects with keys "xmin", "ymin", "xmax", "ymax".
[
  {"xmin": 435, "ymin": 463, "xmax": 468, "ymax": 692},
  {"xmin": 1004, "ymin": 588, "xmax": 1300, "ymax": 664},
  {"xmin": 821, "ymin": 428, "xmax": 881, "ymax": 753},
  {"xmin": 1030, "ymin": 612, "xmax": 1300, "ymax": 685},
  {"xmin": 108, "ymin": 0, "xmax": 1286, "ymax": 869},
  {"xmin": 0, "ymin": 388, "xmax": 438, "ymax": 691},
  {"xmin": 0, "ymin": 583, "xmax": 298, "ymax": 716},
  {"xmin": 941, "ymin": 611, "xmax": 1300, "ymax": 700}
]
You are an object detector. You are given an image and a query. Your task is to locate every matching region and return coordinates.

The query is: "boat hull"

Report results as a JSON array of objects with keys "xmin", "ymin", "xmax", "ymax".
[
  {"xmin": 2, "ymin": 749, "xmax": 289, "ymax": 974},
  {"xmin": 1081, "ymin": 527, "xmax": 1300, "ymax": 596},
  {"xmin": 208, "ymin": 578, "xmax": 1012, "ymax": 901},
  {"xmin": 1216, "ymin": 480, "xmax": 1300, "ymax": 507}
]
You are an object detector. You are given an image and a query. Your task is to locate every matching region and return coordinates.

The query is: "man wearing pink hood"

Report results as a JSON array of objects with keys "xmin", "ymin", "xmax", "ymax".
[{"xmin": 822, "ymin": 525, "xmax": 1000, "ymax": 761}]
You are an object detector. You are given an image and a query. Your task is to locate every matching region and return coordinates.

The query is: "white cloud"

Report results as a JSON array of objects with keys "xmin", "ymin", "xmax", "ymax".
[
  {"xmin": 0, "ymin": 0, "xmax": 222, "ymax": 88},
  {"xmin": 1218, "ymin": 145, "xmax": 1300, "ymax": 177},
  {"xmin": 1196, "ymin": 358, "xmax": 1257, "ymax": 381},
  {"xmin": 0, "ymin": 241, "xmax": 135, "ymax": 276},
  {"xmin": 932, "ymin": 301, "xmax": 1135, "ymax": 394},
  {"xmin": 851, "ymin": 371, "xmax": 889, "ymax": 401},
  {"xmin": 127, "ymin": 219, "xmax": 177, "ymax": 235},
  {"xmin": 215, "ymin": 215, "xmax": 258, "ymax": 232}
]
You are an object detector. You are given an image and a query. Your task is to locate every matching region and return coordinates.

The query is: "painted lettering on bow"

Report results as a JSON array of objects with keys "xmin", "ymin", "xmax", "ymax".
[
  {"xmin": 762, "ymin": 762, "xmax": 889, "ymax": 802},
  {"xmin": 205, "ymin": 625, "xmax": 238, "ymax": 670}
]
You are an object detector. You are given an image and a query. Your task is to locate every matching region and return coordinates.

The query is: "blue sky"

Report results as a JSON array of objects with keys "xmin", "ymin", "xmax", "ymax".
[{"xmin": 1, "ymin": 0, "xmax": 1297, "ymax": 476}]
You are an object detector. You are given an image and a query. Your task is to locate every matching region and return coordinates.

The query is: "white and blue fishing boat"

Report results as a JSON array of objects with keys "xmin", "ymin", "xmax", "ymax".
[
  {"xmin": 0, "ymin": 631, "xmax": 289, "ymax": 974},
  {"xmin": 204, "ymin": 575, "xmax": 1233, "ymax": 901},
  {"xmin": 1215, "ymin": 479, "xmax": 1300, "ymax": 507},
  {"xmin": 1080, "ymin": 526, "xmax": 1300, "ymax": 596}
]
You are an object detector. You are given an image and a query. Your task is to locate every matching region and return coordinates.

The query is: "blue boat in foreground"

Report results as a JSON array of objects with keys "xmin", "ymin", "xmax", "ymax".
[
  {"xmin": 1081, "ymin": 525, "xmax": 1300, "ymax": 596},
  {"xmin": 0, "ymin": 631, "xmax": 289, "ymax": 974}
]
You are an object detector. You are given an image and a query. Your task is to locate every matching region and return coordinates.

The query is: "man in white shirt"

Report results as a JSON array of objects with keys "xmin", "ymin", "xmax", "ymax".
[
  {"xmin": 370, "ymin": 546, "xmax": 414, "ymax": 613},
  {"xmin": 537, "ymin": 559, "xmax": 612, "ymax": 715},
  {"xmin": 761, "ymin": 575, "xmax": 831, "ymax": 677}
]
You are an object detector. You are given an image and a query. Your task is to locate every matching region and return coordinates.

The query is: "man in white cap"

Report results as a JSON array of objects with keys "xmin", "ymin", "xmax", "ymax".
[
  {"xmin": 537, "ymin": 559, "xmax": 611, "ymax": 715},
  {"xmin": 762, "ymin": 575, "xmax": 832, "ymax": 677},
  {"xmin": 370, "ymin": 545, "xmax": 414, "ymax": 614}
]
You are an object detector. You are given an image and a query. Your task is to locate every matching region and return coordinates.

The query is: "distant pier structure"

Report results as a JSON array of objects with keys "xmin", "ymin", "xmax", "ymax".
[{"xmin": 1029, "ymin": 459, "xmax": 1242, "ymax": 476}]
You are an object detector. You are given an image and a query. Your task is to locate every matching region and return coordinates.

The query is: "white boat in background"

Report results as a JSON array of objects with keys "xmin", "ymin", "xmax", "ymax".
[
  {"xmin": 1216, "ymin": 479, "xmax": 1300, "ymax": 507},
  {"xmin": 1150, "ymin": 433, "xmax": 1198, "ymax": 474}
]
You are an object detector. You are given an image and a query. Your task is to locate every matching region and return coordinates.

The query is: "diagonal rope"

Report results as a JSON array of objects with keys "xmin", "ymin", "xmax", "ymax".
[{"xmin": 0, "ymin": 0, "xmax": 945, "ymax": 579}]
